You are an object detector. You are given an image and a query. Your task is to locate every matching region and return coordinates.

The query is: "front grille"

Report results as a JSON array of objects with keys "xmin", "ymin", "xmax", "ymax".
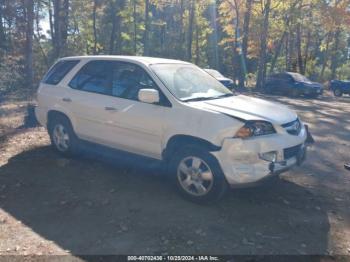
[
  {"xmin": 284, "ymin": 144, "xmax": 301, "ymax": 160},
  {"xmin": 282, "ymin": 119, "xmax": 301, "ymax": 136}
]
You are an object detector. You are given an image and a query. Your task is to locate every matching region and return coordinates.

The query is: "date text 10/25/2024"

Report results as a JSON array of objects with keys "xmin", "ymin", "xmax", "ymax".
[{"xmin": 127, "ymin": 256, "xmax": 220, "ymax": 261}]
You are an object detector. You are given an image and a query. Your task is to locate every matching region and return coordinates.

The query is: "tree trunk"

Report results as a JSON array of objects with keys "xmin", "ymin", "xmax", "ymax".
[
  {"xmin": 0, "ymin": 0, "xmax": 6, "ymax": 50},
  {"xmin": 53, "ymin": 0, "xmax": 61, "ymax": 58},
  {"xmin": 208, "ymin": 1, "xmax": 219, "ymax": 69},
  {"xmin": 296, "ymin": 0, "xmax": 304, "ymax": 74},
  {"xmin": 115, "ymin": 9, "xmax": 123, "ymax": 55},
  {"xmin": 133, "ymin": 0, "xmax": 137, "ymax": 54},
  {"xmin": 240, "ymin": 0, "xmax": 253, "ymax": 87},
  {"xmin": 143, "ymin": 0, "xmax": 150, "ymax": 56},
  {"xmin": 195, "ymin": 18, "xmax": 199, "ymax": 65},
  {"xmin": 61, "ymin": 0, "xmax": 69, "ymax": 47},
  {"xmin": 320, "ymin": 32, "xmax": 332, "ymax": 80},
  {"xmin": 109, "ymin": 4, "xmax": 117, "ymax": 54},
  {"xmin": 285, "ymin": 32, "xmax": 289, "ymax": 70},
  {"xmin": 233, "ymin": 0, "xmax": 241, "ymax": 86},
  {"xmin": 296, "ymin": 23, "xmax": 304, "ymax": 74},
  {"xmin": 242, "ymin": 0, "xmax": 252, "ymax": 61},
  {"xmin": 48, "ymin": 0, "xmax": 55, "ymax": 44},
  {"xmin": 52, "ymin": 0, "xmax": 69, "ymax": 58},
  {"xmin": 256, "ymin": 0, "xmax": 271, "ymax": 90},
  {"xmin": 303, "ymin": 30, "xmax": 311, "ymax": 73},
  {"xmin": 109, "ymin": 0, "xmax": 125, "ymax": 55},
  {"xmin": 186, "ymin": 0, "xmax": 195, "ymax": 61},
  {"xmin": 35, "ymin": 4, "xmax": 49, "ymax": 67},
  {"xmin": 331, "ymin": 28, "xmax": 341, "ymax": 79},
  {"xmin": 177, "ymin": 0, "xmax": 185, "ymax": 59},
  {"xmin": 25, "ymin": 0, "xmax": 34, "ymax": 89},
  {"xmin": 93, "ymin": 0, "xmax": 98, "ymax": 54},
  {"xmin": 270, "ymin": 31, "xmax": 287, "ymax": 73}
]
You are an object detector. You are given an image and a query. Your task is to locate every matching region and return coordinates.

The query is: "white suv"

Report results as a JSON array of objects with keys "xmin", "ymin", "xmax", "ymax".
[{"xmin": 36, "ymin": 56, "xmax": 309, "ymax": 202}]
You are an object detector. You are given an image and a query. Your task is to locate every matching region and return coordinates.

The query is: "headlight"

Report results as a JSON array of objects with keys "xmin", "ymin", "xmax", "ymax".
[
  {"xmin": 259, "ymin": 151, "xmax": 278, "ymax": 162},
  {"xmin": 235, "ymin": 121, "xmax": 276, "ymax": 139}
]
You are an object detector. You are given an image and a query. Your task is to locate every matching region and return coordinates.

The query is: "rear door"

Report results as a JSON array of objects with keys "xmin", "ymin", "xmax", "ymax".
[
  {"xmin": 282, "ymin": 74, "xmax": 296, "ymax": 94},
  {"xmin": 65, "ymin": 60, "xmax": 116, "ymax": 145},
  {"xmin": 275, "ymin": 73, "xmax": 293, "ymax": 94}
]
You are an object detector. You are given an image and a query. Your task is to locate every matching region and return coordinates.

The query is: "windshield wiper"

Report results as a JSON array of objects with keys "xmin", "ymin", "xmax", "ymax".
[
  {"xmin": 182, "ymin": 97, "xmax": 213, "ymax": 102},
  {"xmin": 182, "ymin": 93, "xmax": 234, "ymax": 102},
  {"xmin": 211, "ymin": 93, "xmax": 235, "ymax": 99},
  {"xmin": 182, "ymin": 93, "xmax": 235, "ymax": 102}
]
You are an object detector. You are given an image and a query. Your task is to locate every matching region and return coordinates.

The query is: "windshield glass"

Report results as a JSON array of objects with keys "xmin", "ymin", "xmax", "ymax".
[
  {"xmin": 204, "ymin": 69, "xmax": 224, "ymax": 79},
  {"xmin": 289, "ymin": 73, "xmax": 312, "ymax": 83},
  {"xmin": 150, "ymin": 64, "xmax": 233, "ymax": 101}
]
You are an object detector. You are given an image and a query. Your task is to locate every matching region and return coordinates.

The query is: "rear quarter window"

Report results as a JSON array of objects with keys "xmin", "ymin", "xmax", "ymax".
[{"xmin": 43, "ymin": 60, "xmax": 80, "ymax": 85}]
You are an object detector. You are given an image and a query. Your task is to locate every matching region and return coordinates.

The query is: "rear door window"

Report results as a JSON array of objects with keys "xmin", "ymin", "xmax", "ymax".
[
  {"xmin": 43, "ymin": 60, "xmax": 80, "ymax": 85},
  {"xmin": 69, "ymin": 60, "xmax": 113, "ymax": 95}
]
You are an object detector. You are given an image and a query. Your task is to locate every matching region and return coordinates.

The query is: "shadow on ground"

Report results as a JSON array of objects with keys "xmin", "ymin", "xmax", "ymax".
[{"xmin": 0, "ymin": 144, "xmax": 330, "ymax": 255}]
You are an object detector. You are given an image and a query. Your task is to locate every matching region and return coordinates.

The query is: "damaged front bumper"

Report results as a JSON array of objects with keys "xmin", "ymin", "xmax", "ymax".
[{"xmin": 212, "ymin": 125, "xmax": 311, "ymax": 186}]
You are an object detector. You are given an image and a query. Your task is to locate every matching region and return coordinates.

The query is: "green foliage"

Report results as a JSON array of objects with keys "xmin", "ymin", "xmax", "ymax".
[
  {"xmin": 0, "ymin": 57, "xmax": 25, "ymax": 95},
  {"xmin": 337, "ymin": 62, "xmax": 350, "ymax": 81},
  {"xmin": 0, "ymin": 0, "xmax": 349, "ymax": 96}
]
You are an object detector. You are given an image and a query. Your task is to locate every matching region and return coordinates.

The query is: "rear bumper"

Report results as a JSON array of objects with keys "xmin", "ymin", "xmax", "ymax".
[
  {"xmin": 34, "ymin": 106, "xmax": 47, "ymax": 127},
  {"xmin": 211, "ymin": 125, "xmax": 308, "ymax": 186}
]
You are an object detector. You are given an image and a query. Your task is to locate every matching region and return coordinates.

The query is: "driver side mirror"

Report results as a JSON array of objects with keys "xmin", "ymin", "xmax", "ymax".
[{"xmin": 138, "ymin": 89, "xmax": 160, "ymax": 104}]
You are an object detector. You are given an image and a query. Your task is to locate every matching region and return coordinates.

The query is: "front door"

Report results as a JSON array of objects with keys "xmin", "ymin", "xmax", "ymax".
[{"xmin": 67, "ymin": 60, "xmax": 169, "ymax": 159}]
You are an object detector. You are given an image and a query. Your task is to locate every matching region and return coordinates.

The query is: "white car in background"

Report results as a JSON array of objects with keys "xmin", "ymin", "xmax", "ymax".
[{"xmin": 35, "ymin": 56, "xmax": 310, "ymax": 202}]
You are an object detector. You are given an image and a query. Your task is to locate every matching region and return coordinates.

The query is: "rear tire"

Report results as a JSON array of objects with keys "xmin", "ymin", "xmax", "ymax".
[
  {"xmin": 168, "ymin": 145, "xmax": 228, "ymax": 203},
  {"xmin": 48, "ymin": 115, "xmax": 79, "ymax": 156},
  {"xmin": 333, "ymin": 88, "xmax": 343, "ymax": 97}
]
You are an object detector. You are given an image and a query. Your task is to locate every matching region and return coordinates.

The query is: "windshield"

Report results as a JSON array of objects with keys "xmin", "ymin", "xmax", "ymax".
[
  {"xmin": 289, "ymin": 73, "xmax": 312, "ymax": 83},
  {"xmin": 204, "ymin": 69, "xmax": 224, "ymax": 79},
  {"xmin": 150, "ymin": 64, "xmax": 233, "ymax": 101}
]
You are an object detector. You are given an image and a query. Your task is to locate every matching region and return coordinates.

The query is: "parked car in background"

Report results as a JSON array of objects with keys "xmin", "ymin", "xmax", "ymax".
[
  {"xmin": 36, "ymin": 56, "xmax": 310, "ymax": 203},
  {"xmin": 204, "ymin": 69, "xmax": 235, "ymax": 89},
  {"xmin": 265, "ymin": 72, "xmax": 323, "ymax": 98},
  {"xmin": 330, "ymin": 80, "xmax": 350, "ymax": 97}
]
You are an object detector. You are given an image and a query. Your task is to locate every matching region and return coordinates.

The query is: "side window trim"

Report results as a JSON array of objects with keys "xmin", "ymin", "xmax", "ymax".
[
  {"xmin": 112, "ymin": 61, "xmax": 172, "ymax": 107},
  {"xmin": 69, "ymin": 60, "xmax": 172, "ymax": 108},
  {"xmin": 43, "ymin": 60, "xmax": 80, "ymax": 85},
  {"xmin": 68, "ymin": 60, "xmax": 113, "ymax": 95}
]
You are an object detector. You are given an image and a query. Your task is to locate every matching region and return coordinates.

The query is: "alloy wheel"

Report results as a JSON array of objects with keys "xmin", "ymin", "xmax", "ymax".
[
  {"xmin": 52, "ymin": 124, "xmax": 70, "ymax": 152},
  {"xmin": 177, "ymin": 156, "xmax": 214, "ymax": 196}
]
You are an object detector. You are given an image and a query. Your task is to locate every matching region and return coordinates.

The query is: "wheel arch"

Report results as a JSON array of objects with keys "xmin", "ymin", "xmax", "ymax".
[
  {"xmin": 47, "ymin": 110, "xmax": 74, "ymax": 130},
  {"xmin": 162, "ymin": 135, "xmax": 221, "ymax": 161}
]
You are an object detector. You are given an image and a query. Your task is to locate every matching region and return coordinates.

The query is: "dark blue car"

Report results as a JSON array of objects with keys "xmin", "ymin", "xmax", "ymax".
[
  {"xmin": 330, "ymin": 80, "xmax": 350, "ymax": 97},
  {"xmin": 265, "ymin": 72, "xmax": 323, "ymax": 98}
]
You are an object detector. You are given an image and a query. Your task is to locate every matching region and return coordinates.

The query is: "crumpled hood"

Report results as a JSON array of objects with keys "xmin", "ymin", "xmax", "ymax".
[{"xmin": 191, "ymin": 95, "xmax": 297, "ymax": 125}]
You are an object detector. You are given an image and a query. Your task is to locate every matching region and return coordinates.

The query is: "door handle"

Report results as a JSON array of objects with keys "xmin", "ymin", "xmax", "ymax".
[
  {"xmin": 62, "ymin": 98, "xmax": 72, "ymax": 102},
  {"xmin": 105, "ymin": 107, "xmax": 118, "ymax": 111}
]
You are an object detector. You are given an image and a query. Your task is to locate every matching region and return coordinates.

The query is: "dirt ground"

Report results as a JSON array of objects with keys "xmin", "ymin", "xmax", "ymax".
[{"xmin": 0, "ymin": 92, "xmax": 350, "ymax": 257}]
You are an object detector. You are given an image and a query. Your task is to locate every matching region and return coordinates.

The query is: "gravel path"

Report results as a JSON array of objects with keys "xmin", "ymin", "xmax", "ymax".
[{"xmin": 0, "ymin": 93, "xmax": 349, "ymax": 256}]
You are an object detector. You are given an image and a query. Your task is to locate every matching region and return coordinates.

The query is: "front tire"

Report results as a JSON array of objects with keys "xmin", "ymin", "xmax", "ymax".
[
  {"xmin": 169, "ymin": 145, "xmax": 228, "ymax": 203},
  {"xmin": 333, "ymin": 88, "xmax": 343, "ymax": 97},
  {"xmin": 48, "ymin": 115, "xmax": 79, "ymax": 156}
]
